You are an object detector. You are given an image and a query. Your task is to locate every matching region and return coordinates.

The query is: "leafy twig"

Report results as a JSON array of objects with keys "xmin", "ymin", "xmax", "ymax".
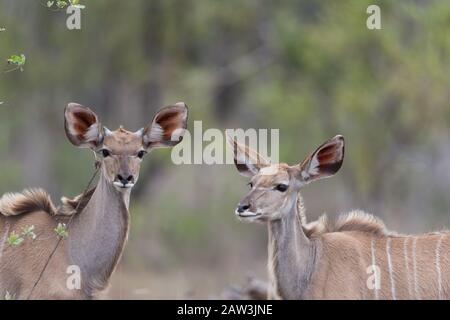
[
  {"xmin": 7, "ymin": 231, "xmax": 24, "ymax": 247},
  {"xmin": 22, "ymin": 225, "xmax": 37, "ymax": 240},
  {"xmin": 46, "ymin": 0, "xmax": 85, "ymax": 10},
  {"xmin": 54, "ymin": 223, "xmax": 68, "ymax": 238},
  {"xmin": 5, "ymin": 54, "xmax": 26, "ymax": 73}
]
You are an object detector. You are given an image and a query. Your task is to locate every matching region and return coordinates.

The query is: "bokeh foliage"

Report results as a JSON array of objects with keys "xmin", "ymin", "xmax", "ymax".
[{"xmin": 1, "ymin": 0, "xmax": 450, "ymax": 298}]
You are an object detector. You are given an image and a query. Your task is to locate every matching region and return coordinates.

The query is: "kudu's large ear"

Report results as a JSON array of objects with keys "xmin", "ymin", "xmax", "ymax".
[
  {"xmin": 226, "ymin": 133, "xmax": 270, "ymax": 178},
  {"xmin": 64, "ymin": 103, "xmax": 103, "ymax": 149},
  {"xmin": 298, "ymin": 135, "xmax": 344, "ymax": 183},
  {"xmin": 143, "ymin": 102, "xmax": 188, "ymax": 149}
]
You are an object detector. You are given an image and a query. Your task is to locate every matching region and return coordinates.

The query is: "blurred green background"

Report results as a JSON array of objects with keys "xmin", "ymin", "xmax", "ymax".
[{"xmin": 1, "ymin": 0, "xmax": 450, "ymax": 298}]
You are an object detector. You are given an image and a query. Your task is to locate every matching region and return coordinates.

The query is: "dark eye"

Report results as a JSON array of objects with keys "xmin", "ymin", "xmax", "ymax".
[
  {"xmin": 137, "ymin": 150, "xmax": 147, "ymax": 159},
  {"xmin": 247, "ymin": 182, "xmax": 253, "ymax": 189},
  {"xmin": 275, "ymin": 184, "xmax": 288, "ymax": 192},
  {"xmin": 101, "ymin": 149, "xmax": 110, "ymax": 158}
]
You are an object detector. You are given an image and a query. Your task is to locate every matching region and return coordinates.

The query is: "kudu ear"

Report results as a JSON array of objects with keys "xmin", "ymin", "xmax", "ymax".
[
  {"xmin": 226, "ymin": 133, "xmax": 270, "ymax": 178},
  {"xmin": 298, "ymin": 135, "xmax": 345, "ymax": 183},
  {"xmin": 64, "ymin": 103, "xmax": 103, "ymax": 149},
  {"xmin": 143, "ymin": 102, "xmax": 188, "ymax": 149}
]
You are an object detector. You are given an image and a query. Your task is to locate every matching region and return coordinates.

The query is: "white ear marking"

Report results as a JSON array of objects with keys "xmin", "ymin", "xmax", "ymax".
[
  {"xmin": 146, "ymin": 123, "xmax": 164, "ymax": 143},
  {"xmin": 307, "ymin": 154, "xmax": 320, "ymax": 176},
  {"xmin": 84, "ymin": 123, "xmax": 101, "ymax": 142},
  {"xmin": 134, "ymin": 128, "xmax": 145, "ymax": 136},
  {"xmin": 104, "ymin": 127, "xmax": 112, "ymax": 136}
]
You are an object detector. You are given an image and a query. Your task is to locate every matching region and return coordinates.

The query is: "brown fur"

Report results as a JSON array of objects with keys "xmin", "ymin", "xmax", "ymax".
[
  {"xmin": 0, "ymin": 189, "xmax": 58, "ymax": 217},
  {"xmin": 60, "ymin": 188, "xmax": 96, "ymax": 216},
  {"xmin": 306, "ymin": 229, "xmax": 450, "ymax": 299},
  {"xmin": 304, "ymin": 210, "xmax": 390, "ymax": 238},
  {"xmin": 0, "ymin": 188, "xmax": 96, "ymax": 218}
]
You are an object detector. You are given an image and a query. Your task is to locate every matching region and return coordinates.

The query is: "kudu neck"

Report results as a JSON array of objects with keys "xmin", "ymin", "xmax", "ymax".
[
  {"xmin": 68, "ymin": 172, "xmax": 131, "ymax": 296},
  {"xmin": 267, "ymin": 191, "xmax": 316, "ymax": 299},
  {"xmin": 268, "ymin": 191, "xmax": 309, "ymax": 245}
]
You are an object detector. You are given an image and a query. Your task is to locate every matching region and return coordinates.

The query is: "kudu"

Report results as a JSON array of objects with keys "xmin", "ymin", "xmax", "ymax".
[
  {"xmin": 229, "ymin": 135, "xmax": 450, "ymax": 300},
  {"xmin": 0, "ymin": 102, "xmax": 188, "ymax": 299}
]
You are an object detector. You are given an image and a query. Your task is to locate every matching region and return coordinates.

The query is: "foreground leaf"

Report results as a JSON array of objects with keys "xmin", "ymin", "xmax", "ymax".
[
  {"xmin": 7, "ymin": 231, "xmax": 24, "ymax": 246},
  {"xmin": 22, "ymin": 225, "xmax": 37, "ymax": 240},
  {"xmin": 56, "ymin": 1, "xmax": 68, "ymax": 9},
  {"xmin": 7, "ymin": 54, "xmax": 25, "ymax": 65},
  {"xmin": 54, "ymin": 223, "xmax": 69, "ymax": 238},
  {"xmin": 6, "ymin": 54, "xmax": 26, "ymax": 72}
]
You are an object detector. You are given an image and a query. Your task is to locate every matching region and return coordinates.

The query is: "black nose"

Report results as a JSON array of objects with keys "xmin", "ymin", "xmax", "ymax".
[
  {"xmin": 237, "ymin": 204, "xmax": 250, "ymax": 213},
  {"xmin": 117, "ymin": 174, "xmax": 134, "ymax": 185}
]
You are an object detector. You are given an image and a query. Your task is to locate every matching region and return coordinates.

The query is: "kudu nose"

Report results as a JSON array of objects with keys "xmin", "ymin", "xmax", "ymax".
[
  {"xmin": 117, "ymin": 174, "xmax": 134, "ymax": 185},
  {"xmin": 237, "ymin": 204, "xmax": 251, "ymax": 213}
]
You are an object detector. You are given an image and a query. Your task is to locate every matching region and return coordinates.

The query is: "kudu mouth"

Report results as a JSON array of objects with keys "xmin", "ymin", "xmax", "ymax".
[
  {"xmin": 113, "ymin": 181, "xmax": 135, "ymax": 190},
  {"xmin": 235, "ymin": 206, "xmax": 262, "ymax": 221}
]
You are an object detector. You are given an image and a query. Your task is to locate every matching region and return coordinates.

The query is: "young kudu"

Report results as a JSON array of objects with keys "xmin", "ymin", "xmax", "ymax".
[
  {"xmin": 229, "ymin": 135, "xmax": 450, "ymax": 300},
  {"xmin": 0, "ymin": 102, "xmax": 188, "ymax": 299}
]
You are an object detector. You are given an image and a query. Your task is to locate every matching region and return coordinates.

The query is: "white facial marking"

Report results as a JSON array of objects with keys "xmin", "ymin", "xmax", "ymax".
[
  {"xmin": 260, "ymin": 165, "xmax": 279, "ymax": 176},
  {"xmin": 235, "ymin": 209, "xmax": 259, "ymax": 217},
  {"xmin": 113, "ymin": 181, "xmax": 135, "ymax": 190}
]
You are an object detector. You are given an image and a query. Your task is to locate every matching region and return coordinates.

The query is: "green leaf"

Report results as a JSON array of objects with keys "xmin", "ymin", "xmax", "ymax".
[
  {"xmin": 69, "ymin": 0, "xmax": 85, "ymax": 8},
  {"xmin": 54, "ymin": 223, "xmax": 69, "ymax": 238},
  {"xmin": 7, "ymin": 231, "xmax": 24, "ymax": 246},
  {"xmin": 21, "ymin": 225, "xmax": 37, "ymax": 240},
  {"xmin": 47, "ymin": 1, "xmax": 54, "ymax": 7},
  {"xmin": 0, "ymin": 27, "xmax": 5, "ymax": 32},
  {"xmin": 6, "ymin": 54, "xmax": 26, "ymax": 72},
  {"xmin": 7, "ymin": 54, "xmax": 26, "ymax": 66},
  {"xmin": 56, "ymin": 1, "xmax": 68, "ymax": 9},
  {"xmin": 0, "ymin": 102, "xmax": 4, "ymax": 105}
]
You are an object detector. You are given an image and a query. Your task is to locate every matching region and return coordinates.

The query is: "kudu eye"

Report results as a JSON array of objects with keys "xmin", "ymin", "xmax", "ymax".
[
  {"xmin": 137, "ymin": 150, "xmax": 147, "ymax": 159},
  {"xmin": 275, "ymin": 184, "xmax": 288, "ymax": 192},
  {"xmin": 247, "ymin": 182, "xmax": 253, "ymax": 189},
  {"xmin": 101, "ymin": 149, "xmax": 110, "ymax": 158}
]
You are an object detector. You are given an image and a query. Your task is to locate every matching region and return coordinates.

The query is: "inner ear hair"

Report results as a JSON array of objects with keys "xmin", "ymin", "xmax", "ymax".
[
  {"xmin": 64, "ymin": 103, "xmax": 103, "ymax": 148},
  {"xmin": 143, "ymin": 103, "xmax": 188, "ymax": 148},
  {"xmin": 299, "ymin": 135, "xmax": 345, "ymax": 181}
]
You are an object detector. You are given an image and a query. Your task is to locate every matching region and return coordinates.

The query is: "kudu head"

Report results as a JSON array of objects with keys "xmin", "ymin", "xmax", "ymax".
[
  {"xmin": 64, "ymin": 102, "xmax": 188, "ymax": 191},
  {"xmin": 229, "ymin": 135, "xmax": 344, "ymax": 222}
]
